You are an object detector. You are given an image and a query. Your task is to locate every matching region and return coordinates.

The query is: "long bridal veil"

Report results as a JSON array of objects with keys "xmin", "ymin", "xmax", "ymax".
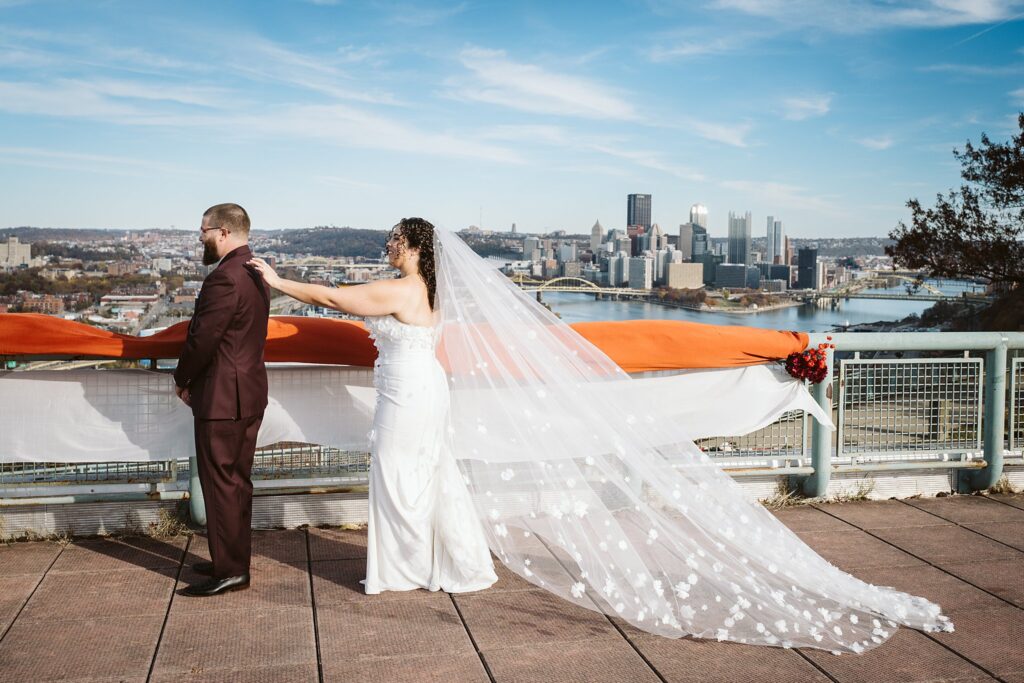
[{"xmin": 432, "ymin": 228, "xmax": 953, "ymax": 653}]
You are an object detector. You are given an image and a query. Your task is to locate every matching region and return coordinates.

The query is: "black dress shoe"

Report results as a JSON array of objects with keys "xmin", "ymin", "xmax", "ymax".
[
  {"xmin": 183, "ymin": 573, "xmax": 250, "ymax": 597},
  {"xmin": 192, "ymin": 561, "xmax": 215, "ymax": 576}
]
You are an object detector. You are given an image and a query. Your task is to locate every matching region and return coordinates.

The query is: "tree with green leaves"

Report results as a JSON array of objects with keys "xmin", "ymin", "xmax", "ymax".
[{"xmin": 887, "ymin": 114, "xmax": 1024, "ymax": 289}]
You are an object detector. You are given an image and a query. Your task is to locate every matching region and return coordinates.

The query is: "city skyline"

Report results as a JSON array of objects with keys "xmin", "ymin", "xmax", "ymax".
[{"xmin": 1, "ymin": 1, "xmax": 1022, "ymax": 235}]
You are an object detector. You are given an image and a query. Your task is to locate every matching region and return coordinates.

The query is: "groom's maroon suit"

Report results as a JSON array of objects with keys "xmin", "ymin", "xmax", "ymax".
[{"xmin": 175, "ymin": 244, "xmax": 269, "ymax": 578}]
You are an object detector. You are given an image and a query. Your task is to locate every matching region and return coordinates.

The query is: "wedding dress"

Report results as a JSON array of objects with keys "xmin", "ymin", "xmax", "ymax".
[
  {"xmin": 362, "ymin": 313, "xmax": 497, "ymax": 594},
  {"xmin": 419, "ymin": 227, "xmax": 953, "ymax": 654}
]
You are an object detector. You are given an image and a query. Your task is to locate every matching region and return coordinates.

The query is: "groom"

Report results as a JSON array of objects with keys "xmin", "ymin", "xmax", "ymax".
[{"xmin": 174, "ymin": 203, "xmax": 269, "ymax": 597}]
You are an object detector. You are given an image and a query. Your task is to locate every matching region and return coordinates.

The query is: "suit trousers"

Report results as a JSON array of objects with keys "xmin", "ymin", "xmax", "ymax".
[{"xmin": 194, "ymin": 414, "xmax": 262, "ymax": 578}]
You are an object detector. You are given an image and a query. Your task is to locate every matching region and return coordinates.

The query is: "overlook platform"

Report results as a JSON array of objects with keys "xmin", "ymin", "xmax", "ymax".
[{"xmin": 0, "ymin": 494, "xmax": 1021, "ymax": 683}]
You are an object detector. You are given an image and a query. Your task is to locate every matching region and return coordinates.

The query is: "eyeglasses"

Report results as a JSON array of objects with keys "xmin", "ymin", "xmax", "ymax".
[{"xmin": 200, "ymin": 226, "xmax": 226, "ymax": 234}]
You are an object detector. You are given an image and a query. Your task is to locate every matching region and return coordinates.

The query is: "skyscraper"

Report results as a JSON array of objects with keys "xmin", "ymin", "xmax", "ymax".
[
  {"xmin": 678, "ymin": 223, "xmax": 694, "ymax": 260},
  {"xmin": 627, "ymin": 194, "xmax": 652, "ymax": 232},
  {"xmin": 590, "ymin": 220, "xmax": 603, "ymax": 251},
  {"xmin": 690, "ymin": 224, "xmax": 708, "ymax": 260},
  {"xmin": 766, "ymin": 217, "xmax": 785, "ymax": 265},
  {"xmin": 727, "ymin": 211, "xmax": 752, "ymax": 266},
  {"xmin": 798, "ymin": 247, "xmax": 819, "ymax": 289},
  {"xmin": 689, "ymin": 203, "xmax": 708, "ymax": 229},
  {"xmin": 649, "ymin": 223, "xmax": 668, "ymax": 251},
  {"xmin": 628, "ymin": 256, "xmax": 654, "ymax": 290},
  {"xmin": 0, "ymin": 236, "xmax": 32, "ymax": 269}
]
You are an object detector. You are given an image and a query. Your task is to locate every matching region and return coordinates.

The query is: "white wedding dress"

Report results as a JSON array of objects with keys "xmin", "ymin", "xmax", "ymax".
[
  {"xmin": 362, "ymin": 314, "xmax": 498, "ymax": 594},
  {"xmin": 357, "ymin": 229, "xmax": 954, "ymax": 654}
]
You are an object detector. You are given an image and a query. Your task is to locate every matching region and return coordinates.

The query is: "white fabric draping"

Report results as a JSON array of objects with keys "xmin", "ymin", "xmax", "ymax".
[{"xmin": 0, "ymin": 363, "xmax": 822, "ymax": 463}]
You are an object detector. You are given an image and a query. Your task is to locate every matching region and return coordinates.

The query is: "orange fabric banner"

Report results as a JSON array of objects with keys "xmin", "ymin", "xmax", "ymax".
[{"xmin": 0, "ymin": 313, "xmax": 807, "ymax": 371}]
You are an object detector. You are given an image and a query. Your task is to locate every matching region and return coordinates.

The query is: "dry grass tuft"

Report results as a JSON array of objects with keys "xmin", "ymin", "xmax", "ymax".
[
  {"xmin": 987, "ymin": 475, "xmax": 1020, "ymax": 495},
  {"xmin": 829, "ymin": 479, "xmax": 876, "ymax": 503},
  {"xmin": 759, "ymin": 481, "xmax": 814, "ymax": 510},
  {"xmin": 148, "ymin": 503, "xmax": 193, "ymax": 538},
  {"xmin": 760, "ymin": 478, "xmax": 876, "ymax": 509}
]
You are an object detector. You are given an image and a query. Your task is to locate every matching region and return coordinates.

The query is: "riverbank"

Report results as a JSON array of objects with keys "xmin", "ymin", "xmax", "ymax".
[
  {"xmin": 647, "ymin": 298, "xmax": 801, "ymax": 315},
  {"xmin": 702, "ymin": 300, "xmax": 802, "ymax": 315},
  {"xmin": 542, "ymin": 291, "xmax": 946, "ymax": 333}
]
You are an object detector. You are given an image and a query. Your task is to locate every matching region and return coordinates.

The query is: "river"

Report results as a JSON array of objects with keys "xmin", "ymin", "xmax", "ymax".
[{"xmin": 542, "ymin": 281, "xmax": 985, "ymax": 333}]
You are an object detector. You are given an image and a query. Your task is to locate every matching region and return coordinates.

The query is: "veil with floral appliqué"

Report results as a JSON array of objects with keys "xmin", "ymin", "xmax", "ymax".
[{"xmin": 431, "ymin": 227, "xmax": 952, "ymax": 652}]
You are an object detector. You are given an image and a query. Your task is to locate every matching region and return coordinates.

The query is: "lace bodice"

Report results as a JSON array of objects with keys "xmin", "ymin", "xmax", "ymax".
[{"xmin": 365, "ymin": 314, "xmax": 438, "ymax": 358}]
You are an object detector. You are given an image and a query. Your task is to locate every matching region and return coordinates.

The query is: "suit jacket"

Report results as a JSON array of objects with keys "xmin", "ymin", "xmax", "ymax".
[{"xmin": 174, "ymin": 244, "xmax": 270, "ymax": 420}]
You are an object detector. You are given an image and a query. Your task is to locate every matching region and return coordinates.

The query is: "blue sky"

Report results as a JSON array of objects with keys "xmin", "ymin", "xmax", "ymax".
[{"xmin": 1, "ymin": 0, "xmax": 1022, "ymax": 237}]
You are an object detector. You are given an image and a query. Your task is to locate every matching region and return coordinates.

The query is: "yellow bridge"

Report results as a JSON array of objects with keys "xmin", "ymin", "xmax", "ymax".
[{"xmin": 510, "ymin": 275, "xmax": 653, "ymax": 298}]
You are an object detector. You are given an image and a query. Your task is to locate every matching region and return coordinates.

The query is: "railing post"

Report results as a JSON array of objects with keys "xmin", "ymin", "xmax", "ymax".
[
  {"xmin": 802, "ymin": 346, "xmax": 834, "ymax": 497},
  {"xmin": 188, "ymin": 455, "xmax": 207, "ymax": 526},
  {"xmin": 963, "ymin": 341, "xmax": 1007, "ymax": 492}
]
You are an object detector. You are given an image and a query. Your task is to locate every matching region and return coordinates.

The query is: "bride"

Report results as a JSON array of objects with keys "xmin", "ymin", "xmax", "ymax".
[
  {"xmin": 248, "ymin": 218, "xmax": 953, "ymax": 653},
  {"xmin": 249, "ymin": 218, "xmax": 497, "ymax": 594}
]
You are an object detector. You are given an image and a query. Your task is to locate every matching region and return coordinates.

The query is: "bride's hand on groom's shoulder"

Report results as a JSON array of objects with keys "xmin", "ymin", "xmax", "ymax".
[{"xmin": 246, "ymin": 257, "xmax": 280, "ymax": 288}]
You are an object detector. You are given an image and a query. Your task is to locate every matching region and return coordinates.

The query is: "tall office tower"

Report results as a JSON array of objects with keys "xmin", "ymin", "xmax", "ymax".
[
  {"xmin": 649, "ymin": 223, "xmax": 668, "ymax": 252},
  {"xmin": 766, "ymin": 217, "xmax": 785, "ymax": 265},
  {"xmin": 627, "ymin": 194, "xmax": 652, "ymax": 232},
  {"xmin": 608, "ymin": 253, "xmax": 629, "ymax": 286},
  {"xmin": 0, "ymin": 236, "xmax": 32, "ymax": 269},
  {"xmin": 656, "ymin": 248, "xmax": 682, "ymax": 285},
  {"xmin": 798, "ymin": 247, "xmax": 819, "ymax": 289},
  {"xmin": 678, "ymin": 224, "xmax": 694, "ymax": 260},
  {"xmin": 590, "ymin": 220, "xmax": 603, "ymax": 251},
  {"xmin": 700, "ymin": 252, "xmax": 725, "ymax": 286},
  {"xmin": 558, "ymin": 242, "xmax": 577, "ymax": 262},
  {"xmin": 627, "ymin": 224, "xmax": 645, "ymax": 256},
  {"xmin": 690, "ymin": 224, "xmax": 708, "ymax": 260},
  {"xmin": 523, "ymin": 236, "xmax": 541, "ymax": 262},
  {"xmin": 769, "ymin": 264, "xmax": 792, "ymax": 284},
  {"xmin": 689, "ymin": 203, "xmax": 708, "ymax": 229},
  {"xmin": 727, "ymin": 211, "xmax": 752, "ymax": 266},
  {"xmin": 628, "ymin": 256, "xmax": 654, "ymax": 290}
]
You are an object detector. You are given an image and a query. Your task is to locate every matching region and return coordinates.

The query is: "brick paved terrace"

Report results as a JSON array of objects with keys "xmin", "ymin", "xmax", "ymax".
[{"xmin": 0, "ymin": 493, "xmax": 1021, "ymax": 683}]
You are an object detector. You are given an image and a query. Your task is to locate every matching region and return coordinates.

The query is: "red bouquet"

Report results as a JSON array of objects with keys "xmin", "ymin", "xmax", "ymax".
[{"xmin": 783, "ymin": 338, "xmax": 833, "ymax": 383}]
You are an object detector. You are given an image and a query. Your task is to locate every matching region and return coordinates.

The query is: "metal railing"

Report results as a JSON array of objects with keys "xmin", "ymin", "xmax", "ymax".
[
  {"xmin": 838, "ymin": 357, "xmax": 983, "ymax": 458},
  {"xmin": 3, "ymin": 331, "xmax": 1024, "ymax": 514},
  {"xmin": 1011, "ymin": 357, "xmax": 1023, "ymax": 453}
]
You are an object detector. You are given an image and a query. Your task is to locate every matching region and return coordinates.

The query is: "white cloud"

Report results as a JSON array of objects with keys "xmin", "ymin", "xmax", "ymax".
[
  {"xmin": 709, "ymin": 0, "xmax": 1024, "ymax": 32},
  {"xmin": 477, "ymin": 123, "xmax": 706, "ymax": 180},
  {"xmin": 782, "ymin": 94, "xmax": 832, "ymax": 121},
  {"xmin": 920, "ymin": 62, "xmax": 1024, "ymax": 76},
  {"xmin": 217, "ymin": 34, "xmax": 401, "ymax": 106},
  {"xmin": 385, "ymin": 2, "xmax": 468, "ymax": 27},
  {"xmin": 857, "ymin": 135, "xmax": 895, "ymax": 150},
  {"xmin": 237, "ymin": 103, "xmax": 523, "ymax": 163},
  {"xmin": 0, "ymin": 80, "xmax": 144, "ymax": 119},
  {"xmin": 0, "ymin": 146, "xmax": 209, "ymax": 177},
  {"xmin": 589, "ymin": 144, "xmax": 705, "ymax": 181},
  {"xmin": 73, "ymin": 78, "xmax": 231, "ymax": 108},
  {"xmin": 449, "ymin": 47, "xmax": 638, "ymax": 121},
  {"xmin": 479, "ymin": 124, "xmax": 572, "ymax": 146},
  {"xmin": 0, "ymin": 79, "xmax": 520, "ymax": 164},
  {"xmin": 720, "ymin": 179, "xmax": 838, "ymax": 212},
  {"xmin": 647, "ymin": 34, "xmax": 749, "ymax": 61},
  {"xmin": 683, "ymin": 118, "xmax": 753, "ymax": 147},
  {"xmin": 1010, "ymin": 87, "xmax": 1024, "ymax": 105}
]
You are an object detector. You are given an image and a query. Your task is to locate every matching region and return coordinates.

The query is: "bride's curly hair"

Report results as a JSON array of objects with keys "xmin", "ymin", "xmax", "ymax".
[{"xmin": 392, "ymin": 217, "xmax": 436, "ymax": 310}]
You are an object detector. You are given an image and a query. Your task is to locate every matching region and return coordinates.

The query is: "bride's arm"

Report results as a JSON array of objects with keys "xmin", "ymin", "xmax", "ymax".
[{"xmin": 246, "ymin": 257, "xmax": 402, "ymax": 316}]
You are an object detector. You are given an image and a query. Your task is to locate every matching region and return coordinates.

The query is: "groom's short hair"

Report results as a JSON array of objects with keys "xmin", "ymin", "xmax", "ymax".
[{"xmin": 203, "ymin": 203, "xmax": 250, "ymax": 236}]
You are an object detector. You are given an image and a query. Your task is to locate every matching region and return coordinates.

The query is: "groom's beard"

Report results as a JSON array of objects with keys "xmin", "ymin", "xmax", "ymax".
[{"xmin": 202, "ymin": 241, "xmax": 220, "ymax": 266}]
